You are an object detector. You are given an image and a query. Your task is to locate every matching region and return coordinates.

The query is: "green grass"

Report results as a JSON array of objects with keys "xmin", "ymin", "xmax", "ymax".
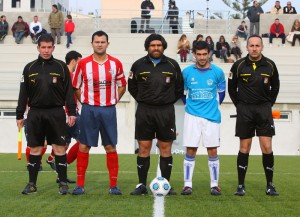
[{"xmin": 0, "ymin": 154, "xmax": 299, "ymax": 217}]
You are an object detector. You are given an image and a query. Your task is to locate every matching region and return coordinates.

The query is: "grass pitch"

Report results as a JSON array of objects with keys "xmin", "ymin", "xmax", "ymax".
[{"xmin": 0, "ymin": 154, "xmax": 299, "ymax": 217}]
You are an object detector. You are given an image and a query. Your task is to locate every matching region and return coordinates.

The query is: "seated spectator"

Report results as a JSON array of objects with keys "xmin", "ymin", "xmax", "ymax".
[
  {"xmin": 236, "ymin": 21, "xmax": 248, "ymax": 40},
  {"xmin": 192, "ymin": 34, "xmax": 203, "ymax": 48},
  {"xmin": 177, "ymin": 34, "xmax": 190, "ymax": 62},
  {"xmin": 216, "ymin": 35, "xmax": 230, "ymax": 63},
  {"xmin": 11, "ymin": 16, "xmax": 29, "ymax": 44},
  {"xmin": 283, "ymin": 1, "xmax": 297, "ymax": 14},
  {"xmin": 29, "ymin": 15, "xmax": 43, "ymax": 44},
  {"xmin": 271, "ymin": 1, "xmax": 283, "ymax": 14},
  {"xmin": 230, "ymin": 36, "xmax": 242, "ymax": 60},
  {"xmin": 290, "ymin": 19, "xmax": 300, "ymax": 46},
  {"xmin": 64, "ymin": 14, "xmax": 75, "ymax": 48},
  {"xmin": 205, "ymin": 36, "xmax": 214, "ymax": 62},
  {"xmin": 0, "ymin": 15, "xmax": 8, "ymax": 41},
  {"xmin": 269, "ymin": 18, "xmax": 286, "ymax": 47}
]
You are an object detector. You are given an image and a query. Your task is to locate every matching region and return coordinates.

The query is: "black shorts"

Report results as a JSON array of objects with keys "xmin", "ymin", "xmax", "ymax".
[
  {"xmin": 27, "ymin": 107, "xmax": 66, "ymax": 147},
  {"xmin": 135, "ymin": 104, "xmax": 176, "ymax": 142},
  {"xmin": 236, "ymin": 102, "xmax": 275, "ymax": 139}
]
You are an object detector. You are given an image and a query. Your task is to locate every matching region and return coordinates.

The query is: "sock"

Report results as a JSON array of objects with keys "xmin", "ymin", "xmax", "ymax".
[
  {"xmin": 160, "ymin": 156, "xmax": 173, "ymax": 182},
  {"xmin": 183, "ymin": 154, "xmax": 195, "ymax": 188},
  {"xmin": 137, "ymin": 156, "xmax": 150, "ymax": 186},
  {"xmin": 106, "ymin": 151, "xmax": 119, "ymax": 188},
  {"xmin": 55, "ymin": 154, "xmax": 67, "ymax": 183},
  {"xmin": 47, "ymin": 149, "xmax": 55, "ymax": 162},
  {"xmin": 26, "ymin": 147, "xmax": 30, "ymax": 162},
  {"xmin": 28, "ymin": 154, "xmax": 41, "ymax": 184},
  {"xmin": 76, "ymin": 151, "xmax": 89, "ymax": 187},
  {"xmin": 263, "ymin": 152, "xmax": 274, "ymax": 186},
  {"xmin": 237, "ymin": 151, "xmax": 249, "ymax": 186},
  {"xmin": 41, "ymin": 147, "xmax": 47, "ymax": 156},
  {"xmin": 67, "ymin": 142, "xmax": 79, "ymax": 164},
  {"xmin": 208, "ymin": 156, "xmax": 220, "ymax": 188}
]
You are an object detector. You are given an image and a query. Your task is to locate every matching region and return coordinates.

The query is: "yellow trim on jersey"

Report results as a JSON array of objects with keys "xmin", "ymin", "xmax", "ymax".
[
  {"xmin": 28, "ymin": 73, "xmax": 38, "ymax": 77},
  {"xmin": 50, "ymin": 73, "xmax": 61, "ymax": 76},
  {"xmin": 162, "ymin": 72, "xmax": 173, "ymax": 75},
  {"xmin": 139, "ymin": 72, "xmax": 150, "ymax": 75},
  {"xmin": 240, "ymin": 74, "xmax": 251, "ymax": 76},
  {"xmin": 261, "ymin": 74, "xmax": 270, "ymax": 77}
]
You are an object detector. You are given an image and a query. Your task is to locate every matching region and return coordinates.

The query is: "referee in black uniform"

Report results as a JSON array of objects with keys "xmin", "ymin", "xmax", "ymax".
[
  {"xmin": 228, "ymin": 35, "xmax": 280, "ymax": 196},
  {"xmin": 16, "ymin": 34, "xmax": 76, "ymax": 195},
  {"xmin": 128, "ymin": 34, "xmax": 183, "ymax": 195}
]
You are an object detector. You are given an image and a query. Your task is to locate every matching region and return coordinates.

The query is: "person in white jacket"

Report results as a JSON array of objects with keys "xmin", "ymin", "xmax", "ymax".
[{"xmin": 29, "ymin": 15, "xmax": 42, "ymax": 43}]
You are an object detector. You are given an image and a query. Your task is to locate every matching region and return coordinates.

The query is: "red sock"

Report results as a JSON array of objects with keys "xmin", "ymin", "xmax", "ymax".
[
  {"xmin": 41, "ymin": 147, "xmax": 47, "ymax": 156},
  {"xmin": 47, "ymin": 149, "xmax": 55, "ymax": 162},
  {"xmin": 67, "ymin": 142, "xmax": 79, "ymax": 164},
  {"xmin": 76, "ymin": 151, "xmax": 89, "ymax": 187},
  {"xmin": 26, "ymin": 147, "xmax": 30, "ymax": 162},
  {"xmin": 106, "ymin": 151, "xmax": 119, "ymax": 188}
]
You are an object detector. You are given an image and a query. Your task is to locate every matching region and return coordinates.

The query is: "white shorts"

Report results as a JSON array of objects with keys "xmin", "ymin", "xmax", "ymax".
[{"xmin": 183, "ymin": 112, "xmax": 220, "ymax": 148}]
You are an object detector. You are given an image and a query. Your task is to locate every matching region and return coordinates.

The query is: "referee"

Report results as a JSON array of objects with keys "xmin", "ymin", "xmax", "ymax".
[
  {"xmin": 228, "ymin": 35, "xmax": 280, "ymax": 196},
  {"xmin": 16, "ymin": 34, "xmax": 76, "ymax": 195},
  {"xmin": 128, "ymin": 34, "xmax": 183, "ymax": 195}
]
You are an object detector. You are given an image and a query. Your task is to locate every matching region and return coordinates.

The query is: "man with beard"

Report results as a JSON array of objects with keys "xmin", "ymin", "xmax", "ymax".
[{"xmin": 128, "ymin": 34, "xmax": 183, "ymax": 195}]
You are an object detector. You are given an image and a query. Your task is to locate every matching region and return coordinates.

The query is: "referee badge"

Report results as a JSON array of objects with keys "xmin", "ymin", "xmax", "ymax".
[
  {"xmin": 166, "ymin": 77, "xmax": 170, "ymax": 83},
  {"xmin": 264, "ymin": 77, "xmax": 269, "ymax": 84},
  {"xmin": 53, "ymin": 77, "xmax": 57, "ymax": 83}
]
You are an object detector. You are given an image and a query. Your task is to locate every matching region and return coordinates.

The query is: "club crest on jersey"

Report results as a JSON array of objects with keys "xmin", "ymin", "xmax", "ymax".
[
  {"xmin": 53, "ymin": 77, "xmax": 57, "ymax": 83},
  {"xmin": 166, "ymin": 77, "xmax": 170, "ymax": 83},
  {"xmin": 264, "ymin": 77, "xmax": 269, "ymax": 84},
  {"xmin": 207, "ymin": 79, "xmax": 213, "ymax": 86}
]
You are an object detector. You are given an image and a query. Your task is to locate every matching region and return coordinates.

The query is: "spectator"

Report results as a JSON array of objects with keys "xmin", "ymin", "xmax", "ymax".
[
  {"xmin": 290, "ymin": 19, "xmax": 300, "ymax": 46},
  {"xmin": 64, "ymin": 14, "xmax": 75, "ymax": 49},
  {"xmin": 11, "ymin": 16, "xmax": 29, "ymax": 44},
  {"xmin": 140, "ymin": 0, "xmax": 155, "ymax": 32},
  {"xmin": 247, "ymin": 1, "xmax": 264, "ymax": 36},
  {"xmin": 48, "ymin": 4, "xmax": 64, "ymax": 44},
  {"xmin": 0, "ymin": 15, "xmax": 8, "ymax": 41},
  {"xmin": 236, "ymin": 21, "xmax": 248, "ymax": 40},
  {"xmin": 283, "ymin": 1, "xmax": 297, "ymax": 14},
  {"xmin": 271, "ymin": 1, "xmax": 283, "ymax": 14},
  {"xmin": 192, "ymin": 34, "xmax": 203, "ymax": 48},
  {"xmin": 177, "ymin": 34, "xmax": 190, "ymax": 62},
  {"xmin": 205, "ymin": 35, "xmax": 215, "ymax": 62},
  {"xmin": 216, "ymin": 35, "xmax": 230, "ymax": 63},
  {"xmin": 29, "ymin": 15, "xmax": 43, "ymax": 44},
  {"xmin": 230, "ymin": 35, "xmax": 242, "ymax": 61},
  {"xmin": 269, "ymin": 18, "xmax": 286, "ymax": 47},
  {"xmin": 166, "ymin": 1, "xmax": 179, "ymax": 34}
]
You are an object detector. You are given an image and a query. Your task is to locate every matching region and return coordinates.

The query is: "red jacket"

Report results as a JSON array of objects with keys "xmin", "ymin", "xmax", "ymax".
[
  {"xmin": 270, "ymin": 23, "xmax": 285, "ymax": 35},
  {"xmin": 64, "ymin": 20, "xmax": 75, "ymax": 33}
]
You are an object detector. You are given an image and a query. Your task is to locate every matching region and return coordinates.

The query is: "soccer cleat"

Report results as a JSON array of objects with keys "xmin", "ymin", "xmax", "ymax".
[
  {"xmin": 210, "ymin": 186, "xmax": 221, "ymax": 196},
  {"xmin": 130, "ymin": 183, "xmax": 148, "ymax": 195},
  {"xmin": 167, "ymin": 187, "xmax": 177, "ymax": 195},
  {"xmin": 234, "ymin": 185, "xmax": 245, "ymax": 196},
  {"xmin": 109, "ymin": 186, "xmax": 122, "ymax": 195},
  {"xmin": 46, "ymin": 159, "xmax": 56, "ymax": 171},
  {"xmin": 72, "ymin": 186, "xmax": 85, "ymax": 195},
  {"xmin": 22, "ymin": 182, "xmax": 37, "ymax": 195},
  {"xmin": 56, "ymin": 177, "xmax": 76, "ymax": 184},
  {"xmin": 58, "ymin": 182, "xmax": 69, "ymax": 195},
  {"xmin": 266, "ymin": 183, "xmax": 279, "ymax": 196},
  {"xmin": 181, "ymin": 186, "xmax": 192, "ymax": 195}
]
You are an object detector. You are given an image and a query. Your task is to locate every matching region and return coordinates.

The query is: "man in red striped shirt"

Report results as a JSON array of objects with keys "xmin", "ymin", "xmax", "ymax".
[{"xmin": 72, "ymin": 31, "xmax": 127, "ymax": 195}]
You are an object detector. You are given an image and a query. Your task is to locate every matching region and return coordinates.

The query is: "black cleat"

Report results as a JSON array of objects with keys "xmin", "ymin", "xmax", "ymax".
[
  {"xmin": 56, "ymin": 177, "xmax": 76, "ymax": 184},
  {"xmin": 234, "ymin": 185, "xmax": 245, "ymax": 196},
  {"xmin": 130, "ymin": 183, "xmax": 148, "ymax": 195},
  {"xmin": 22, "ymin": 182, "xmax": 37, "ymax": 195},
  {"xmin": 181, "ymin": 186, "xmax": 192, "ymax": 195},
  {"xmin": 59, "ymin": 182, "xmax": 69, "ymax": 195},
  {"xmin": 210, "ymin": 186, "xmax": 221, "ymax": 196},
  {"xmin": 46, "ymin": 160, "xmax": 56, "ymax": 171},
  {"xmin": 167, "ymin": 187, "xmax": 177, "ymax": 195},
  {"xmin": 266, "ymin": 183, "xmax": 279, "ymax": 196}
]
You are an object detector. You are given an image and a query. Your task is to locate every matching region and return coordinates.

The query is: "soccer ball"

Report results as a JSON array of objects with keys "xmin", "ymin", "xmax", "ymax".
[{"xmin": 149, "ymin": 177, "xmax": 170, "ymax": 197}]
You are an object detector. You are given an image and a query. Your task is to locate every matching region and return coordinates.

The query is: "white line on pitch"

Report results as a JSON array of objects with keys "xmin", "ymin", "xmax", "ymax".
[{"xmin": 153, "ymin": 155, "xmax": 164, "ymax": 217}]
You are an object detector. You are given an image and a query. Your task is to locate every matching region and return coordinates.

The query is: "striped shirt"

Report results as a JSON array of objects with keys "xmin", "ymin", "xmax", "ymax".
[{"xmin": 73, "ymin": 54, "xmax": 127, "ymax": 106}]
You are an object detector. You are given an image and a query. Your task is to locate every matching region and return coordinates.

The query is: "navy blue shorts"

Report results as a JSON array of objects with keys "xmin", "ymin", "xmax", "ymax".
[
  {"xmin": 66, "ymin": 113, "xmax": 80, "ymax": 144},
  {"xmin": 79, "ymin": 104, "xmax": 117, "ymax": 147}
]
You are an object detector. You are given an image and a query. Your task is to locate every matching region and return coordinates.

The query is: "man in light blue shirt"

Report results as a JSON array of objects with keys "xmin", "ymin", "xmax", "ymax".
[{"xmin": 181, "ymin": 41, "xmax": 226, "ymax": 196}]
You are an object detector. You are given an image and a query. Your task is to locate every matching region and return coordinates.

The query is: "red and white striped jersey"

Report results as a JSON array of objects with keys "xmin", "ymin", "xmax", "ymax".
[{"xmin": 72, "ymin": 54, "xmax": 127, "ymax": 106}]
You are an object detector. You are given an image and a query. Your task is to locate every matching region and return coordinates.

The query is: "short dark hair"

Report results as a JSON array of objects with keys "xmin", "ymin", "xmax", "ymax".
[
  {"xmin": 144, "ymin": 34, "xmax": 168, "ymax": 51},
  {"xmin": 246, "ymin": 34, "xmax": 263, "ymax": 46},
  {"xmin": 193, "ymin": 41, "xmax": 209, "ymax": 53},
  {"xmin": 65, "ymin": 50, "xmax": 82, "ymax": 65},
  {"xmin": 1, "ymin": 15, "xmax": 5, "ymax": 19},
  {"xmin": 196, "ymin": 34, "xmax": 203, "ymax": 41},
  {"xmin": 52, "ymin": 4, "xmax": 58, "ymax": 9},
  {"xmin": 38, "ymin": 34, "xmax": 54, "ymax": 46},
  {"xmin": 67, "ymin": 14, "xmax": 72, "ymax": 19},
  {"xmin": 18, "ymin": 16, "xmax": 22, "ymax": 19},
  {"xmin": 91, "ymin": 30, "xmax": 109, "ymax": 42}
]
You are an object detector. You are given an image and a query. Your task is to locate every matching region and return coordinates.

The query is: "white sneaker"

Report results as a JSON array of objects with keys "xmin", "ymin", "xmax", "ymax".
[
  {"xmin": 282, "ymin": 44, "xmax": 286, "ymax": 47},
  {"xmin": 269, "ymin": 43, "xmax": 273, "ymax": 47}
]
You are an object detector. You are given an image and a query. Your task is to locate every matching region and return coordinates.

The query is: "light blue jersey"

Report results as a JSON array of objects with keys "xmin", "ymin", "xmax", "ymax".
[{"xmin": 183, "ymin": 63, "xmax": 226, "ymax": 123}]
